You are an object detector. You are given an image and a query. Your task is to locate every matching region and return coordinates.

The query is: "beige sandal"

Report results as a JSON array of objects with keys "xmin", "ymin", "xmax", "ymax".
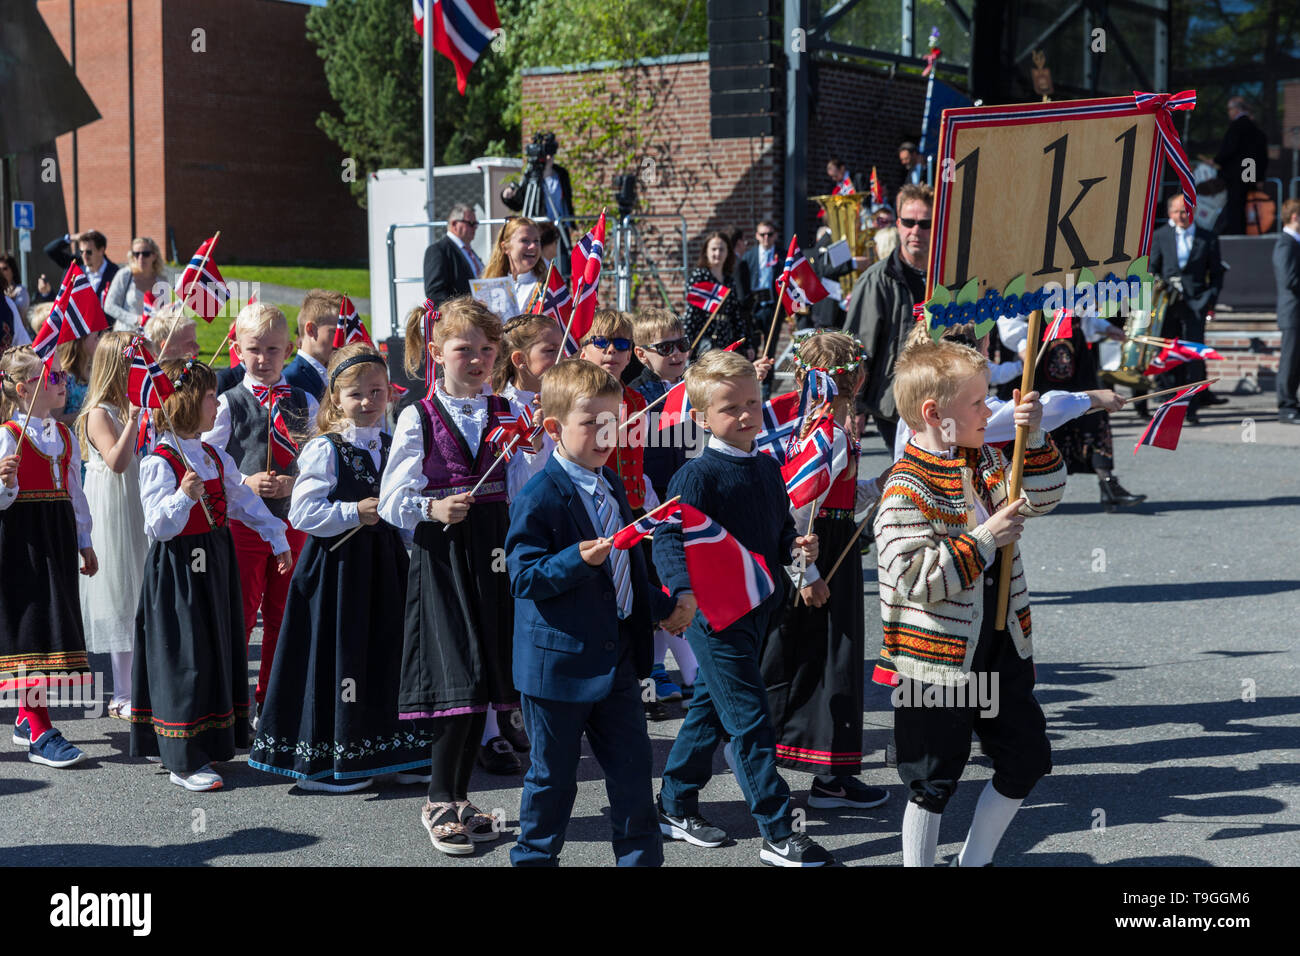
[
  {"xmin": 421, "ymin": 801, "xmax": 473, "ymax": 856},
  {"xmin": 458, "ymin": 802, "xmax": 500, "ymax": 842}
]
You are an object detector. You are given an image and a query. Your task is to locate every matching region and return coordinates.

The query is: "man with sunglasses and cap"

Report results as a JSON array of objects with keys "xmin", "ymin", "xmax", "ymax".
[{"xmin": 844, "ymin": 183, "xmax": 934, "ymax": 452}]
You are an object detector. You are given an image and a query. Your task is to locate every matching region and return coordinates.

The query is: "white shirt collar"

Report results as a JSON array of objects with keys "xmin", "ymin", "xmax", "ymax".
[
  {"xmin": 300, "ymin": 351, "xmax": 328, "ymax": 380},
  {"xmin": 1284, "ymin": 226, "xmax": 1300, "ymax": 243},
  {"xmin": 348, "ymin": 424, "xmax": 384, "ymax": 449},
  {"xmin": 1175, "ymin": 223, "xmax": 1195, "ymax": 238},
  {"xmin": 707, "ymin": 434, "xmax": 757, "ymax": 458},
  {"xmin": 436, "ymin": 383, "xmax": 485, "ymax": 408}
]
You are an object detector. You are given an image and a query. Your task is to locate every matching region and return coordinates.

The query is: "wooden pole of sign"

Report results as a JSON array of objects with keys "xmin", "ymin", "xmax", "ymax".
[
  {"xmin": 995, "ymin": 309, "xmax": 1043, "ymax": 628},
  {"xmin": 688, "ymin": 289, "xmax": 731, "ymax": 353},
  {"xmin": 162, "ymin": 230, "xmax": 219, "ymax": 358}
]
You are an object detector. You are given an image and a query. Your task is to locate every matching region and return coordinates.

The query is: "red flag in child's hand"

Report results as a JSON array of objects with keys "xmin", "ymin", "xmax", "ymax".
[{"xmin": 125, "ymin": 338, "xmax": 176, "ymax": 410}]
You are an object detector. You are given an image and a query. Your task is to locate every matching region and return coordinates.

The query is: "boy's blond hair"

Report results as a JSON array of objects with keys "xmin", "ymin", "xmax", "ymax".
[
  {"xmin": 143, "ymin": 301, "xmax": 196, "ymax": 351},
  {"xmin": 892, "ymin": 338, "xmax": 988, "ymax": 431},
  {"xmin": 236, "ymin": 301, "xmax": 289, "ymax": 340},
  {"xmin": 632, "ymin": 308, "xmax": 683, "ymax": 347},
  {"xmin": 581, "ymin": 308, "xmax": 633, "ymax": 346},
  {"xmin": 540, "ymin": 358, "xmax": 622, "ymax": 423},
  {"xmin": 297, "ymin": 289, "xmax": 343, "ymax": 336},
  {"xmin": 685, "ymin": 347, "xmax": 755, "ymax": 412}
]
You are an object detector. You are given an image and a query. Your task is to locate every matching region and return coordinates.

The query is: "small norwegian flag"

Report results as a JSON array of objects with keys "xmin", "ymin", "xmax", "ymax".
[
  {"xmin": 658, "ymin": 380, "xmax": 692, "ymax": 431},
  {"xmin": 566, "ymin": 211, "xmax": 606, "ymax": 353},
  {"xmin": 1042, "ymin": 308, "xmax": 1074, "ymax": 343},
  {"xmin": 779, "ymin": 237, "xmax": 828, "ymax": 314},
  {"xmin": 179, "ymin": 235, "xmax": 230, "ymax": 322},
  {"xmin": 755, "ymin": 390, "xmax": 801, "ymax": 463},
  {"xmin": 486, "ymin": 411, "xmax": 539, "ymax": 461},
  {"xmin": 531, "ymin": 267, "xmax": 573, "ymax": 323},
  {"xmin": 251, "ymin": 383, "xmax": 299, "ymax": 469},
  {"xmin": 686, "ymin": 280, "xmax": 729, "ymax": 315},
  {"xmin": 1134, "ymin": 382, "xmax": 1209, "ymax": 453},
  {"xmin": 1167, "ymin": 338, "xmax": 1223, "ymax": 362},
  {"xmin": 53, "ymin": 263, "xmax": 110, "ymax": 342},
  {"xmin": 142, "ymin": 290, "xmax": 156, "ymax": 322},
  {"xmin": 333, "ymin": 295, "xmax": 373, "ymax": 348},
  {"xmin": 833, "ymin": 171, "xmax": 855, "ymax": 196},
  {"xmin": 125, "ymin": 338, "xmax": 176, "ymax": 410},
  {"xmin": 32, "ymin": 309, "xmax": 64, "ymax": 371},
  {"xmin": 1143, "ymin": 346, "xmax": 1193, "ymax": 376},
  {"xmin": 722, "ymin": 339, "xmax": 745, "ymax": 352},
  {"xmin": 781, "ymin": 415, "xmax": 835, "ymax": 508},
  {"xmin": 224, "ymin": 321, "xmax": 239, "ymax": 368},
  {"xmin": 611, "ymin": 502, "xmax": 684, "ymax": 550},
  {"xmin": 870, "ymin": 166, "xmax": 884, "ymax": 205}
]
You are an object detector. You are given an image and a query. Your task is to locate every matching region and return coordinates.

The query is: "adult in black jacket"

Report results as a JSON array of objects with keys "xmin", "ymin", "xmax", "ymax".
[
  {"xmin": 737, "ymin": 220, "xmax": 780, "ymax": 354},
  {"xmin": 422, "ymin": 203, "xmax": 482, "ymax": 306},
  {"xmin": 1148, "ymin": 194, "xmax": 1227, "ymax": 420},
  {"xmin": 1274, "ymin": 199, "xmax": 1300, "ymax": 423},
  {"xmin": 804, "ymin": 225, "xmax": 869, "ymax": 331},
  {"xmin": 39, "ymin": 230, "xmax": 118, "ymax": 301},
  {"xmin": 1213, "ymin": 98, "xmax": 1268, "ymax": 236}
]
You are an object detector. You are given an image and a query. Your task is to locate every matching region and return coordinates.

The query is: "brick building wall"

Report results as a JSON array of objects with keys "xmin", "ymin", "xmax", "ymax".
[{"xmin": 36, "ymin": 0, "xmax": 365, "ymax": 269}]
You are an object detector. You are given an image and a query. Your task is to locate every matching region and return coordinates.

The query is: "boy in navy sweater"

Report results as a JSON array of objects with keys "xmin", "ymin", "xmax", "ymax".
[
  {"xmin": 506, "ymin": 359, "xmax": 692, "ymax": 866},
  {"xmin": 652, "ymin": 349, "xmax": 832, "ymax": 867}
]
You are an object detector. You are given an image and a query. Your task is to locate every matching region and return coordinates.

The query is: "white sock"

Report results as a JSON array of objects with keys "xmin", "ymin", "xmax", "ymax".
[
  {"xmin": 902, "ymin": 802, "xmax": 943, "ymax": 867},
  {"xmin": 664, "ymin": 631, "xmax": 698, "ymax": 686},
  {"xmin": 481, "ymin": 708, "xmax": 500, "ymax": 745},
  {"xmin": 653, "ymin": 629, "xmax": 669, "ymax": 666},
  {"xmin": 110, "ymin": 651, "xmax": 133, "ymax": 705},
  {"xmin": 958, "ymin": 782, "xmax": 1023, "ymax": 867}
]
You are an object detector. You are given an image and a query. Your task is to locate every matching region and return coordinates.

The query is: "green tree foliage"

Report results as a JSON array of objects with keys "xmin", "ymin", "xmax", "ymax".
[{"xmin": 307, "ymin": 0, "xmax": 707, "ymax": 207}]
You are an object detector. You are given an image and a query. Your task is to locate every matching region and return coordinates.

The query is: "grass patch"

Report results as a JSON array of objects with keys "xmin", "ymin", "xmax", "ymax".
[{"xmin": 220, "ymin": 265, "xmax": 370, "ymax": 300}]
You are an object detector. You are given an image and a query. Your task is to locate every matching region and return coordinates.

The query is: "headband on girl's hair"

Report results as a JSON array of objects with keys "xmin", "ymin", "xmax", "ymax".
[
  {"xmin": 329, "ymin": 353, "xmax": 386, "ymax": 390},
  {"xmin": 173, "ymin": 358, "xmax": 196, "ymax": 389}
]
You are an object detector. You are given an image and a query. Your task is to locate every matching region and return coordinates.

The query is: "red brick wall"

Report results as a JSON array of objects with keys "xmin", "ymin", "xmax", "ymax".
[{"xmin": 37, "ymin": 0, "xmax": 366, "ymax": 268}]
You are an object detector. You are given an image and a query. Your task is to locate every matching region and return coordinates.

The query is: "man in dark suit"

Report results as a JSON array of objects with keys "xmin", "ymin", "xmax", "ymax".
[
  {"xmin": 1274, "ymin": 198, "xmax": 1300, "ymax": 424},
  {"xmin": 737, "ymin": 220, "xmax": 780, "ymax": 354},
  {"xmin": 1214, "ymin": 97, "xmax": 1268, "ymax": 236},
  {"xmin": 1148, "ymin": 194, "xmax": 1227, "ymax": 422},
  {"xmin": 505, "ymin": 364, "xmax": 684, "ymax": 866},
  {"xmin": 39, "ymin": 229, "xmax": 118, "ymax": 302},
  {"xmin": 423, "ymin": 203, "xmax": 482, "ymax": 306}
]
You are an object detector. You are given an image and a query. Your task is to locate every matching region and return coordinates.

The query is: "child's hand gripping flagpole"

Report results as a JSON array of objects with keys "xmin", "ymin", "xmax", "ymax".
[
  {"xmin": 688, "ymin": 288, "xmax": 731, "ymax": 353},
  {"xmin": 996, "ymin": 309, "xmax": 1043, "ymax": 628},
  {"xmin": 163, "ymin": 230, "xmax": 219, "ymax": 358},
  {"xmin": 160, "ymin": 407, "xmax": 215, "ymax": 529},
  {"xmin": 761, "ymin": 277, "xmax": 789, "ymax": 358}
]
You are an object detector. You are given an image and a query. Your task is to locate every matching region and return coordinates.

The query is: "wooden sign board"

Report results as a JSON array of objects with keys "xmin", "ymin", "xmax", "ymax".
[{"xmin": 928, "ymin": 97, "xmax": 1166, "ymax": 300}]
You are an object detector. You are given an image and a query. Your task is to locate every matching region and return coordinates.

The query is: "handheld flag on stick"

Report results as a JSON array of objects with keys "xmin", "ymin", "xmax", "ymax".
[
  {"xmin": 178, "ymin": 234, "xmax": 229, "ymax": 322},
  {"xmin": 53, "ymin": 263, "xmax": 110, "ymax": 342},
  {"xmin": 687, "ymin": 280, "xmax": 729, "ymax": 315},
  {"xmin": 870, "ymin": 166, "xmax": 884, "ymax": 205},
  {"xmin": 657, "ymin": 380, "xmax": 691, "ymax": 430},
  {"xmin": 1134, "ymin": 382, "xmax": 1210, "ymax": 453},
  {"xmin": 486, "ymin": 411, "xmax": 539, "ymax": 462},
  {"xmin": 778, "ymin": 237, "xmax": 828, "ymax": 314},
  {"xmin": 333, "ymin": 296, "xmax": 373, "ymax": 347},
  {"xmin": 780, "ymin": 415, "xmax": 835, "ymax": 508},
  {"xmin": 610, "ymin": 496, "xmax": 683, "ymax": 549},
  {"xmin": 1042, "ymin": 308, "xmax": 1073, "ymax": 343},
  {"xmin": 533, "ymin": 266, "xmax": 572, "ymax": 323},
  {"xmin": 755, "ymin": 390, "xmax": 801, "ymax": 463},
  {"xmin": 251, "ymin": 383, "xmax": 298, "ymax": 470},
  {"xmin": 31, "ymin": 310, "xmax": 63, "ymax": 371},
  {"xmin": 833, "ymin": 171, "xmax": 855, "ymax": 196},
  {"xmin": 125, "ymin": 338, "xmax": 176, "ymax": 410},
  {"xmin": 564, "ymin": 210, "xmax": 606, "ymax": 353}
]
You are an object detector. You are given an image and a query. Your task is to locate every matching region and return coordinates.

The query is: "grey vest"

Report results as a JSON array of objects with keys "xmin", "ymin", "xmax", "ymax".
[{"xmin": 223, "ymin": 384, "xmax": 310, "ymax": 520}]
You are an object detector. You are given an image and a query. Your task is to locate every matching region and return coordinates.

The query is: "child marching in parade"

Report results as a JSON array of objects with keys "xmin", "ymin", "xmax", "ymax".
[
  {"xmin": 875, "ymin": 335, "xmax": 1063, "ymax": 866},
  {"xmin": 75, "ymin": 331, "xmax": 149, "ymax": 721},
  {"xmin": 380, "ymin": 295, "xmax": 539, "ymax": 856},
  {"xmin": 0, "ymin": 346, "xmax": 97, "ymax": 768},
  {"xmin": 494, "ymin": 313, "xmax": 562, "ymax": 500},
  {"xmin": 250, "ymin": 344, "xmax": 431, "ymax": 791},
  {"xmin": 131, "ymin": 358, "xmax": 292, "ymax": 791},
  {"xmin": 761, "ymin": 329, "xmax": 892, "ymax": 809}
]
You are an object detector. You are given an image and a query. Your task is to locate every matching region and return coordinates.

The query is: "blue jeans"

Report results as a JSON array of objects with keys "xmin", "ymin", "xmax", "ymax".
[
  {"xmin": 660, "ymin": 609, "xmax": 792, "ymax": 841},
  {"xmin": 511, "ymin": 653, "xmax": 663, "ymax": 867}
]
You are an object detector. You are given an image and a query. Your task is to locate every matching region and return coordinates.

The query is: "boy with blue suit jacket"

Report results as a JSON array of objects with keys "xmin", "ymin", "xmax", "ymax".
[
  {"xmin": 506, "ymin": 360, "xmax": 692, "ymax": 867},
  {"xmin": 282, "ymin": 289, "xmax": 341, "ymax": 401}
]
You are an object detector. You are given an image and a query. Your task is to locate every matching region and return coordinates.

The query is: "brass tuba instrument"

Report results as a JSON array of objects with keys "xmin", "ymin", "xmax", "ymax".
[{"xmin": 811, "ymin": 193, "xmax": 874, "ymax": 300}]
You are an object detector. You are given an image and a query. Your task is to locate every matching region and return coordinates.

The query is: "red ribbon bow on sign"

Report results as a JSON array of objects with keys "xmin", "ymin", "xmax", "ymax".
[
  {"xmin": 1133, "ymin": 90, "xmax": 1198, "ymax": 214},
  {"xmin": 250, "ymin": 383, "xmax": 292, "ymax": 408}
]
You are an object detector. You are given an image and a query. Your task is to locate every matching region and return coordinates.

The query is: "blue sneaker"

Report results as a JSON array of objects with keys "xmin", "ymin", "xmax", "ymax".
[
  {"xmin": 28, "ymin": 729, "xmax": 87, "ymax": 768},
  {"xmin": 13, "ymin": 717, "xmax": 30, "ymax": 746},
  {"xmin": 650, "ymin": 663, "xmax": 682, "ymax": 702}
]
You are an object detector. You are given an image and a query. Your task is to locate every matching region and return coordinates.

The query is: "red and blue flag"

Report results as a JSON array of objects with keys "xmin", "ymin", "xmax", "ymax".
[
  {"xmin": 179, "ymin": 235, "xmax": 229, "ymax": 322},
  {"xmin": 780, "ymin": 415, "xmax": 835, "ymax": 507},
  {"xmin": 1134, "ymin": 382, "xmax": 1209, "ymax": 453},
  {"xmin": 414, "ymin": 0, "xmax": 500, "ymax": 96},
  {"xmin": 333, "ymin": 295, "xmax": 373, "ymax": 348}
]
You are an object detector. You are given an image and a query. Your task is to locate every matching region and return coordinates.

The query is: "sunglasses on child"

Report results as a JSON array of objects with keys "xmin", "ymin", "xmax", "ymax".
[
  {"xmin": 644, "ymin": 337, "xmax": 690, "ymax": 356},
  {"xmin": 27, "ymin": 370, "xmax": 67, "ymax": 385},
  {"xmin": 589, "ymin": 336, "xmax": 632, "ymax": 352}
]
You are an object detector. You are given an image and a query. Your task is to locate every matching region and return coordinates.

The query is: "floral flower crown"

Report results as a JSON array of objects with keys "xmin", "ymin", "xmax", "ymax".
[{"xmin": 791, "ymin": 328, "xmax": 868, "ymax": 377}]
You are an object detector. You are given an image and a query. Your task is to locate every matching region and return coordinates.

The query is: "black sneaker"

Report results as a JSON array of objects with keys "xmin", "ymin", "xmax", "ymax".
[
  {"xmin": 807, "ymin": 776, "xmax": 890, "ymax": 809},
  {"xmin": 657, "ymin": 797, "xmax": 727, "ymax": 847},
  {"xmin": 760, "ymin": 832, "xmax": 834, "ymax": 867},
  {"xmin": 644, "ymin": 700, "xmax": 672, "ymax": 722},
  {"xmin": 477, "ymin": 736, "xmax": 521, "ymax": 775}
]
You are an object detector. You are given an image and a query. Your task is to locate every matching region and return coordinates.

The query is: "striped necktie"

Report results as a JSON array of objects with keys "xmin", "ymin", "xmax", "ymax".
[{"xmin": 592, "ymin": 481, "xmax": 633, "ymax": 619}]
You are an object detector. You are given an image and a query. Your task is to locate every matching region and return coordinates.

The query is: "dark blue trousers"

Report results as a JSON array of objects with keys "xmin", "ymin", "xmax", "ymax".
[
  {"xmin": 659, "ymin": 608, "xmax": 792, "ymax": 842},
  {"xmin": 511, "ymin": 650, "xmax": 663, "ymax": 867}
]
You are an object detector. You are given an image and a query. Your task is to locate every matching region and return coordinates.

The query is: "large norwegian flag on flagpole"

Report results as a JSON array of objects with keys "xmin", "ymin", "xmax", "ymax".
[
  {"xmin": 414, "ymin": 0, "xmax": 501, "ymax": 96},
  {"xmin": 1135, "ymin": 382, "xmax": 1209, "ymax": 452},
  {"xmin": 779, "ymin": 236, "xmax": 828, "ymax": 314},
  {"xmin": 614, "ymin": 501, "xmax": 774, "ymax": 631},
  {"xmin": 565, "ymin": 211, "xmax": 606, "ymax": 353},
  {"xmin": 780, "ymin": 415, "xmax": 835, "ymax": 507},
  {"xmin": 179, "ymin": 235, "xmax": 230, "ymax": 322},
  {"xmin": 332, "ymin": 295, "xmax": 373, "ymax": 348}
]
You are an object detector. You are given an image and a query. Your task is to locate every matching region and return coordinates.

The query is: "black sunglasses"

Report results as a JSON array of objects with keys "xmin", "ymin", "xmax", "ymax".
[
  {"xmin": 589, "ymin": 336, "xmax": 632, "ymax": 352},
  {"xmin": 457, "ymin": 219, "xmax": 479, "ymax": 228},
  {"xmin": 644, "ymin": 337, "xmax": 689, "ymax": 356},
  {"xmin": 899, "ymin": 218, "xmax": 932, "ymax": 229},
  {"xmin": 131, "ymin": 249, "xmax": 155, "ymax": 258}
]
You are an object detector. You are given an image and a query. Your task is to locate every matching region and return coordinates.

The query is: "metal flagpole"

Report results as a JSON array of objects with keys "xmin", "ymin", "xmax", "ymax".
[{"xmin": 422, "ymin": 0, "xmax": 436, "ymax": 241}]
